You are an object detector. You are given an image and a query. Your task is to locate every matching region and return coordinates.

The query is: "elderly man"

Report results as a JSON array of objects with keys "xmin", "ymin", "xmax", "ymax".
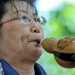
[{"xmin": 0, "ymin": 0, "xmax": 47, "ymax": 75}]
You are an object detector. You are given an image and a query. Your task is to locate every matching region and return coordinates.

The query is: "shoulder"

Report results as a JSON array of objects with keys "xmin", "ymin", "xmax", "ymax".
[{"xmin": 34, "ymin": 63, "xmax": 47, "ymax": 75}]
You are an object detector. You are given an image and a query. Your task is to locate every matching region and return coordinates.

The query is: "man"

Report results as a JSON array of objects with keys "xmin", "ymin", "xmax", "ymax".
[{"xmin": 0, "ymin": 0, "xmax": 47, "ymax": 75}]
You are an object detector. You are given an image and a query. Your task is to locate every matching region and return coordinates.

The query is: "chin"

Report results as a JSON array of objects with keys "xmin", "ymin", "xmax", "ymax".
[
  {"xmin": 28, "ymin": 50, "xmax": 42, "ymax": 62},
  {"xmin": 31, "ymin": 48, "xmax": 42, "ymax": 60}
]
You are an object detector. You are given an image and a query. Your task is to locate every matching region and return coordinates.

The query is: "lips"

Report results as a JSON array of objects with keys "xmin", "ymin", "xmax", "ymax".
[
  {"xmin": 33, "ymin": 39, "xmax": 41, "ymax": 44},
  {"xmin": 29, "ymin": 39, "xmax": 41, "ymax": 46}
]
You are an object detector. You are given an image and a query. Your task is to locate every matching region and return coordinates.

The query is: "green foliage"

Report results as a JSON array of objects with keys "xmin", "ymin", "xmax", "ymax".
[
  {"xmin": 38, "ymin": 2, "xmax": 75, "ymax": 75},
  {"xmin": 48, "ymin": 3, "xmax": 75, "ymax": 37}
]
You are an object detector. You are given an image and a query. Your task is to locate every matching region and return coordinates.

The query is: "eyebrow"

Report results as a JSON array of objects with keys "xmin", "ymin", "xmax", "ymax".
[
  {"xmin": 13, "ymin": 10, "xmax": 28, "ymax": 14},
  {"xmin": 14, "ymin": 10, "xmax": 37, "ymax": 16}
]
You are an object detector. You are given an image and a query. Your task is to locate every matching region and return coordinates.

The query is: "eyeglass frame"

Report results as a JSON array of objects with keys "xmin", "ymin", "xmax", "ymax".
[{"xmin": 0, "ymin": 15, "xmax": 47, "ymax": 26}]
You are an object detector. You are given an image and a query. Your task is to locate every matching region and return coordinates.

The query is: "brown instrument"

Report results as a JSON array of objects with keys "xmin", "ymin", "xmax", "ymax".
[{"xmin": 41, "ymin": 36, "xmax": 75, "ymax": 68}]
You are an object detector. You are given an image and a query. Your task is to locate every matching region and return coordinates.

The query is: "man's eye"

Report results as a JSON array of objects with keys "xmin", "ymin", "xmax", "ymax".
[
  {"xmin": 34, "ymin": 18, "xmax": 41, "ymax": 23},
  {"xmin": 37, "ymin": 18, "xmax": 41, "ymax": 22},
  {"xmin": 20, "ymin": 16, "xmax": 27, "ymax": 20}
]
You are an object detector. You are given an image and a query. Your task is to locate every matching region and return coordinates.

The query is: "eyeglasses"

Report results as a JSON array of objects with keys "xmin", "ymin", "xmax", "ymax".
[{"xmin": 0, "ymin": 15, "xmax": 47, "ymax": 26}]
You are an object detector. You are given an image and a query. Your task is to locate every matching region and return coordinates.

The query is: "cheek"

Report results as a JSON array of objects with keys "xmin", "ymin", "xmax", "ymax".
[
  {"xmin": 21, "ymin": 40, "xmax": 42, "ymax": 58},
  {"xmin": 41, "ymin": 30, "xmax": 44, "ymax": 39},
  {"xmin": 2, "ymin": 23, "xmax": 30, "ymax": 40}
]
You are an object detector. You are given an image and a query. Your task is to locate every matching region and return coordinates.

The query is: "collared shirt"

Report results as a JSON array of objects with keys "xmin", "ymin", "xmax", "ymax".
[{"xmin": 0, "ymin": 60, "xmax": 47, "ymax": 75}]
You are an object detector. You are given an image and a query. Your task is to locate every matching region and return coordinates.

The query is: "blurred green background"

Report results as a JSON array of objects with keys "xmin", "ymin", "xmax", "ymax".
[{"xmin": 36, "ymin": 0, "xmax": 75, "ymax": 75}]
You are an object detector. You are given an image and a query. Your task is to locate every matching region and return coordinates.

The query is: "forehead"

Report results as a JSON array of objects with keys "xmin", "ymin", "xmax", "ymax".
[{"xmin": 5, "ymin": 1, "xmax": 36, "ymax": 16}]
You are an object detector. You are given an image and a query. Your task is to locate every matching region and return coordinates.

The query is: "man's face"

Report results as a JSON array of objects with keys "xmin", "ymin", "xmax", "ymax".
[{"xmin": 1, "ymin": 1, "xmax": 44, "ymax": 62}]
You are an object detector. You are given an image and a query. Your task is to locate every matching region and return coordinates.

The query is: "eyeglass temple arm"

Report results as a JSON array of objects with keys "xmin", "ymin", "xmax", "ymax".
[{"xmin": 0, "ymin": 17, "xmax": 18, "ymax": 25}]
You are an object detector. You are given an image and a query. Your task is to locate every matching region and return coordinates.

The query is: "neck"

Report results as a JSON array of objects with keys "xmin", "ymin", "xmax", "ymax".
[
  {"xmin": 4, "ymin": 59, "xmax": 35, "ymax": 75},
  {"xmin": 11, "ymin": 64, "xmax": 35, "ymax": 75}
]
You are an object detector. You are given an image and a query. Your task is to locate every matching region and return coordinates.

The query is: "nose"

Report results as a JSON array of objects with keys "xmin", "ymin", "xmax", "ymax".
[{"xmin": 30, "ymin": 22, "xmax": 41, "ymax": 33}]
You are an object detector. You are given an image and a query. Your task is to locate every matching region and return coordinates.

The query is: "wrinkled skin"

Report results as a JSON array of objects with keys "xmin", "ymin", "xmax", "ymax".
[{"xmin": 0, "ymin": 1, "xmax": 44, "ymax": 75}]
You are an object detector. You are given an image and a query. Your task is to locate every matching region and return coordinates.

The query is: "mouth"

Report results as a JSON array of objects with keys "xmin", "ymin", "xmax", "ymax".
[{"xmin": 29, "ymin": 39, "xmax": 41, "ymax": 46}]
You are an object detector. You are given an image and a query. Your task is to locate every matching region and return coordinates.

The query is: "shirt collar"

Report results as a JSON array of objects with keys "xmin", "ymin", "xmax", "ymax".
[
  {"xmin": 0, "ymin": 60, "xmax": 46, "ymax": 75},
  {"xmin": 0, "ymin": 59, "xmax": 19, "ymax": 75}
]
